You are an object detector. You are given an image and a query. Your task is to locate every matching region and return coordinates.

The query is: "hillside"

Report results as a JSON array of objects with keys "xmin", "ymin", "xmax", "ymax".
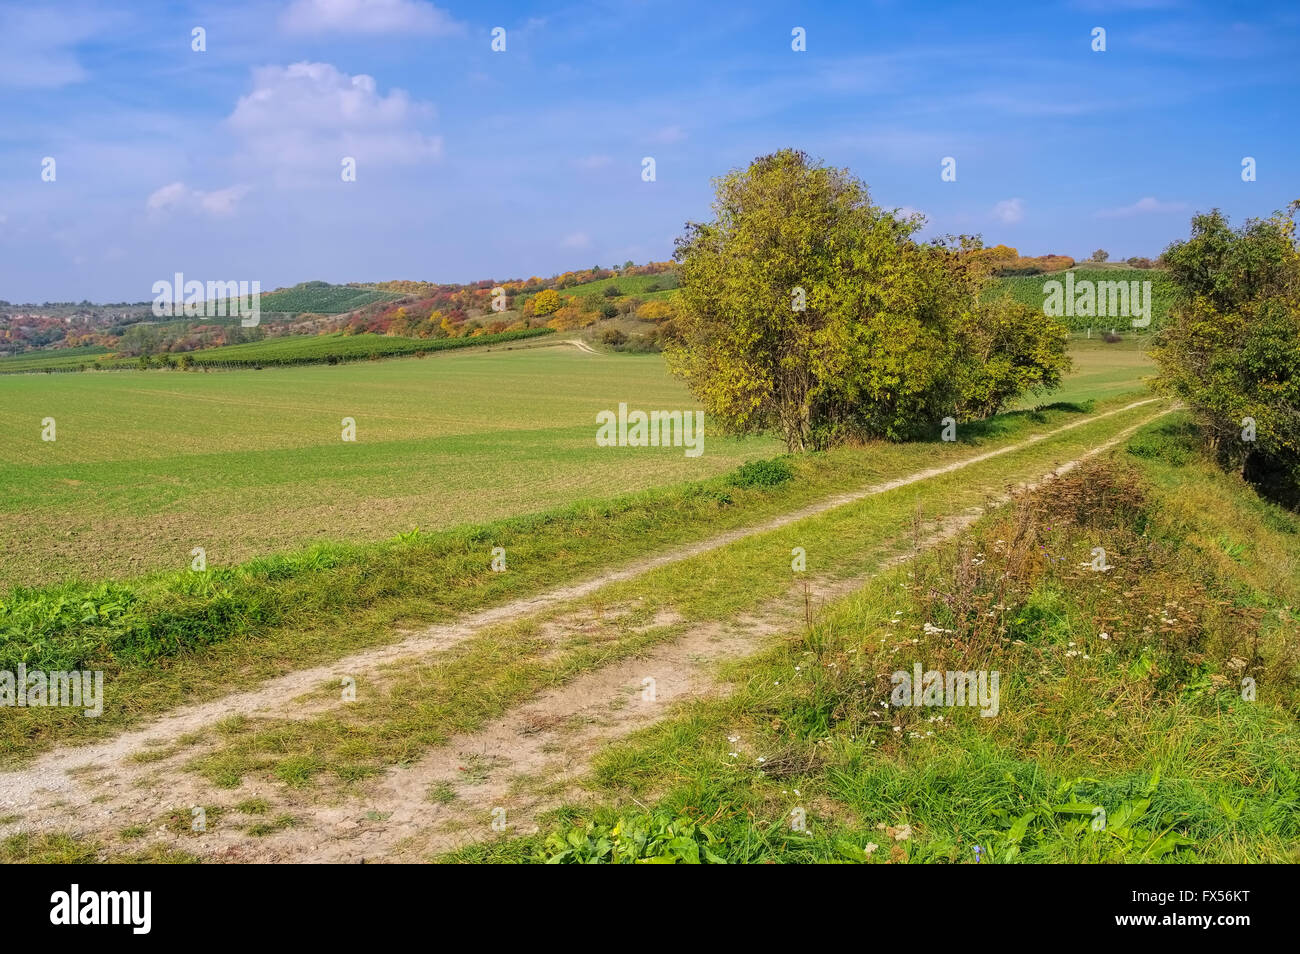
[
  {"xmin": 181, "ymin": 328, "xmax": 553, "ymax": 367},
  {"xmin": 991, "ymin": 268, "xmax": 1175, "ymax": 332},
  {"xmin": 256, "ymin": 281, "xmax": 403, "ymax": 314}
]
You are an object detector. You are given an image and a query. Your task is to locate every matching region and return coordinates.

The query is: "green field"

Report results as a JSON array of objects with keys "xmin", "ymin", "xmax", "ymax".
[
  {"xmin": 255, "ymin": 281, "xmax": 402, "ymax": 314},
  {"xmin": 991, "ymin": 268, "xmax": 1175, "ymax": 332},
  {"xmin": 0, "ymin": 343, "xmax": 783, "ymax": 587},
  {"xmin": 0, "ymin": 338, "xmax": 1150, "ymax": 588},
  {"xmin": 1014, "ymin": 336, "xmax": 1155, "ymax": 408},
  {"xmin": 184, "ymin": 328, "xmax": 552, "ymax": 367}
]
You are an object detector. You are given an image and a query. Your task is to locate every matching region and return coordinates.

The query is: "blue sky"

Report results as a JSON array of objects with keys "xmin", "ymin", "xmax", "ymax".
[{"xmin": 1, "ymin": 0, "xmax": 1297, "ymax": 302}]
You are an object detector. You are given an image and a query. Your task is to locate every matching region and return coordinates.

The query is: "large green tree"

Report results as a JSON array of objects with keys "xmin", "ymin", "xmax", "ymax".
[
  {"xmin": 667, "ymin": 149, "xmax": 1068, "ymax": 451},
  {"xmin": 1153, "ymin": 203, "xmax": 1300, "ymax": 507}
]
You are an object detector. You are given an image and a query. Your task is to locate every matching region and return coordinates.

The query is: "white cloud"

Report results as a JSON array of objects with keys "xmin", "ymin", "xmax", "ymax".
[
  {"xmin": 574, "ymin": 155, "xmax": 612, "ymax": 170},
  {"xmin": 561, "ymin": 232, "xmax": 592, "ymax": 249},
  {"xmin": 1096, "ymin": 197, "xmax": 1189, "ymax": 218},
  {"xmin": 146, "ymin": 182, "xmax": 250, "ymax": 218},
  {"xmin": 281, "ymin": 0, "xmax": 464, "ymax": 36},
  {"xmin": 226, "ymin": 62, "xmax": 442, "ymax": 175},
  {"xmin": 992, "ymin": 198, "xmax": 1025, "ymax": 225}
]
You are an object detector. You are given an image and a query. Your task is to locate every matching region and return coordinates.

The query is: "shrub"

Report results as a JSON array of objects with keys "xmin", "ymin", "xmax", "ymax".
[
  {"xmin": 635, "ymin": 300, "xmax": 677, "ymax": 323},
  {"xmin": 609, "ymin": 332, "xmax": 663, "ymax": 353},
  {"xmin": 530, "ymin": 289, "xmax": 562, "ymax": 316},
  {"xmin": 1152, "ymin": 202, "xmax": 1300, "ymax": 508},
  {"xmin": 727, "ymin": 457, "xmax": 795, "ymax": 488}
]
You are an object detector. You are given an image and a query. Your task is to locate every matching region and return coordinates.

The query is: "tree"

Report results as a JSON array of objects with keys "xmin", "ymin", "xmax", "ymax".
[
  {"xmin": 1089, "ymin": 248, "xmax": 1109, "ymax": 262},
  {"xmin": 953, "ymin": 294, "xmax": 1070, "ymax": 419},
  {"xmin": 531, "ymin": 288, "xmax": 561, "ymax": 316},
  {"xmin": 1152, "ymin": 203, "xmax": 1300, "ymax": 507},
  {"xmin": 668, "ymin": 149, "xmax": 1068, "ymax": 451}
]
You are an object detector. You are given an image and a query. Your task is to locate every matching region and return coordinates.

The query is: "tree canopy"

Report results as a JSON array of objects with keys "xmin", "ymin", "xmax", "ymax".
[
  {"xmin": 1153, "ymin": 202, "xmax": 1300, "ymax": 507},
  {"xmin": 667, "ymin": 149, "xmax": 1069, "ymax": 451}
]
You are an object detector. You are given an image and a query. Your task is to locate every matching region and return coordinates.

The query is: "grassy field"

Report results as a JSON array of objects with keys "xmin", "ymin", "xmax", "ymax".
[
  {"xmin": 182, "ymin": 328, "xmax": 552, "ymax": 367},
  {"xmin": 0, "ymin": 394, "xmax": 1160, "ymax": 762},
  {"xmin": 1014, "ymin": 336, "xmax": 1155, "ymax": 408},
  {"xmin": 0, "ymin": 338, "xmax": 1150, "ymax": 588},
  {"xmin": 0, "ymin": 343, "xmax": 783, "ymax": 587}
]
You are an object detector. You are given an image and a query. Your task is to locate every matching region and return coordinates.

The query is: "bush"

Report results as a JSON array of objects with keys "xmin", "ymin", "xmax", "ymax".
[
  {"xmin": 530, "ymin": 288, "xmax": 562, "ymax": 316},
  {"xmin": 636, "ymin": 300, "xmax": 676, "ymax": 323},
  {"xmin": 609, "ymin": 332, "xmax": 662, "ymax": 353},
  {"xmin": 1152, "ymin": 202, "xmax": 1300, "ymax": 508},
  {"xmin": 727, "ymin": 457, "xmax": 795, "ymax": 488}
]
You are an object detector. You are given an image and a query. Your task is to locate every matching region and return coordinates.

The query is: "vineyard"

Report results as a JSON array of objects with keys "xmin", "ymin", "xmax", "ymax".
[
  {"xmin": 0, "ymin": 328, "xmax": 556, "ymax": 373},
  {"xmin": 256, "ymin": 281, "xmax": 404, "ymax": 315},
  {"xmin": 0, "ymin": 345, "xmax": 111, "ymax": 373},
  {"xmin": 183, "ymin": 328, "xmax": 556, "ymax": 367},
  {"xmin": 990, "ymin": 268, "xmax": 1176, "ymax": 332}
]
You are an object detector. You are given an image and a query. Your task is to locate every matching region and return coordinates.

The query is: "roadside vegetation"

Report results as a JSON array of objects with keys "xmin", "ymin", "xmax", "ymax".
[{"xmin": 460, "ymin": 419, "xmax": 1299, "ymax": 863}]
